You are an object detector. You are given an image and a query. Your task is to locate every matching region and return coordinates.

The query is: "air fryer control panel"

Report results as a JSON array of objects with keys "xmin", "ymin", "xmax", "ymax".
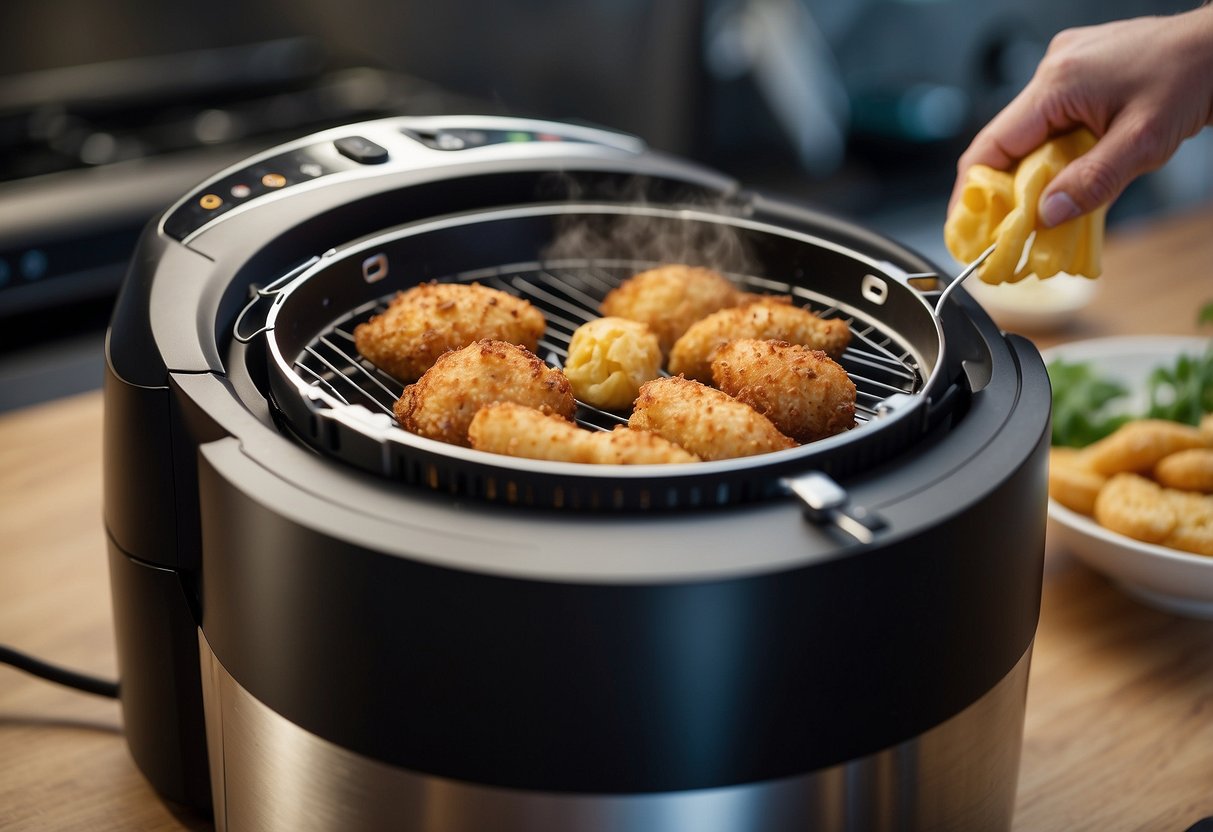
[{"xmin": 161, "ymin": 116, "xmax": 646, "ymax": 241}]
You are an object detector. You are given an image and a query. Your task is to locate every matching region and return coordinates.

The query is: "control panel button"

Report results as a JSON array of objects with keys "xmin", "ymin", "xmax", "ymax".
[
  {"xmin": 163, "ymin": 145, "xmax": 353, "ymax": 240},
  {"xmin": 334, "ymin": 135, "xmax": 389, "ymax": 164}
]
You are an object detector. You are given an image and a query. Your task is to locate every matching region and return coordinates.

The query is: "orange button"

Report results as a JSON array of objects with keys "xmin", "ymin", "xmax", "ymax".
[
  {"xmin": 261, "ymin": 173, "xmax": 287, "ymax": 188},
  {"xmin": 199, "ymin": 193, "xmax": 223, "ymax": 210}
]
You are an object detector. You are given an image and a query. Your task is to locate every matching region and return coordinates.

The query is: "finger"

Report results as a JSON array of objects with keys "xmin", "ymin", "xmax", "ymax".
[
  {"xmin": 950, "ymin": 86, "xmax": 1063, "ymax": 212},
  {"xmin": 1038, "ymin": 117, "xmax": 1163, "ymax": 225}
]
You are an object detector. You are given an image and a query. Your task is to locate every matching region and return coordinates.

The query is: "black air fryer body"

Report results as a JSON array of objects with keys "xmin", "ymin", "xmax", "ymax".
[{"xmin": 103, "ymin": 116, "xmax": 1049, "ymax": 831}]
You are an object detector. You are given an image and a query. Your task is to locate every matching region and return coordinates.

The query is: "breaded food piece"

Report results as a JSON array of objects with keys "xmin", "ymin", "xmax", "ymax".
[
  {"xmin": 1154, "ymin": 448, "xmax": 1213, "ymax": 493},
  {"xmin": 1047, "ymin": 447, "xmax": 1107, "ymax": 516},
  {"xmin": 355, "ymin": 282, "xmax": 545, "ymax": 381},
  {"xmin": 1082, "ymin": 419, "xmax": 1213, "ymax": 476},
  {"xmin": 710, "ymin": 339, "xmax": 855, "ymax": 443},
  {"xmin": 1201, "ymin": 412, "xmax": 1213, "ymax": 438},
  {"xmin": 668, "ymin": 299, "xmax": 851, "ymax": 383},
  {"xmin": 1094, "ymin": 473, "xmax": 1177, "ymax": 545},
  {"xmin": 1094, "ymin": 473, "xmax": 1213, "ymax": 556},
  {"xmin": 468, "ymin": 402, "xmax": 699, "ymax": 464},
  {"xmin": 563, "ymin": 317, "xmax": 662, "ymax": 410},
  {"xmin": 600, "ymin": 265, "xmax": 742, "ymax": 354},
  {"xmin": 394, "ymin": 341, "xmax": 574, "ymax": 446},
  {"xmin": 629, "ymin": 375, "xmax": 796, "ymax": 461},
  {"xmin": 592, "ymin": 426, "xmax": 701, "ymax": 465},
  {"xmin": 1163, "ymin": 491, "xmax": 1213, "ymax": 556}
]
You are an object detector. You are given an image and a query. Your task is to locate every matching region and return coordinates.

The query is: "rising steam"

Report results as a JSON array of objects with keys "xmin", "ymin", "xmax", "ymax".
[{"xmin": 538, "ymin": 173, "xmax": 758, "ymax": 278}]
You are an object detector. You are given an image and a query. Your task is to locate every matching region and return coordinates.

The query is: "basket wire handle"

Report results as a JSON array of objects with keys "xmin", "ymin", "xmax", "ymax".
[
  {"xmin": 934, "ymin": 243, "xmax": 996, "ymax": 315},
  {"xmin": 232, "ymin": 256, "xmax": 321, "ymax": 344}
]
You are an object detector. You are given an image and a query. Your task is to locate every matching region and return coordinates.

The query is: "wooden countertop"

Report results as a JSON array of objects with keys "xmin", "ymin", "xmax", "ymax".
[{"xmin": 2, "ymin": 206, "xmax": 1212, "ymax": 831}]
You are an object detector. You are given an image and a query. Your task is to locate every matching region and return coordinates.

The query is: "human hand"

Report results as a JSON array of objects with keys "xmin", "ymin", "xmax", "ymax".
[{"xmin": 951, "ymin": 8, "xmax": 1213, "ymax": 227}]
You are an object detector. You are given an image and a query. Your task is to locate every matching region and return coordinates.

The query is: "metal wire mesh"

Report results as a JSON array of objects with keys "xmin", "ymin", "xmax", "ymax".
[{"xmin": 290, "ymin": 258, "xmax": 925, "ymax": 433}]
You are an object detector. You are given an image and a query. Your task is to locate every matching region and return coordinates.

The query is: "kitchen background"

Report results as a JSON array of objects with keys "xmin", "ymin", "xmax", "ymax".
[{"xmin": 1, "ymin": 0, "xmax": 1208, "ymax": 411}]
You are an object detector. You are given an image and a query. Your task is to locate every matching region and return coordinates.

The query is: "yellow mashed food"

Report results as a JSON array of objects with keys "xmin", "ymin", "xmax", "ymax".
[{"xmin": 564, "ymin": 317, "xmax": 663, "ymax": 410}]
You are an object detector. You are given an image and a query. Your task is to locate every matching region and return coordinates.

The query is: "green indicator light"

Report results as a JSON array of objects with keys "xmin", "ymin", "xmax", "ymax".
[{"xmin": 506, "ymin": 131, "xmax": 532, "ymax": 142}]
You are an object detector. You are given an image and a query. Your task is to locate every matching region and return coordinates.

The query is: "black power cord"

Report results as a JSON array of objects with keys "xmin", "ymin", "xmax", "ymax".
[{"xmin": 0, "ymin": 644, "xmax": 119, "ymax": 699}]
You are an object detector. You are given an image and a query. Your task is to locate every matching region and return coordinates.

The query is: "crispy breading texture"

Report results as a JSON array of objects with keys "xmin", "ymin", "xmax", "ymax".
[
  {"xmin": 468, "ymin": 402, "xmax": 699, "ymax": 464},
  {"xmin": 563, "ymin": 317, "xmax": 663, "ymax": 410},
  {"xmin": 1093, "ymin": 472, "xmax": 1213, "ymax": 556},
  {"xmin": 710, "ymin": 339, "xmax": 855, "ymax": 443},
  {"xmin": 1047, "ymin": 447, "xmax": 1107, "ymax": 516},
  {"xmin": 1163, "ymin": 490, "xmax": 1213, "ymax": 556},
  {"xmin": 354, "ymin": 282, "xmax": 546, "ymax": 382},
  {"xmin": 1093, "ymin": 473, "xmax": 1178, "ymax": 545},
  {"xmin": 394, "ymin": 340, "xmax": 574, "ymax": 447},
  {"xmin": 599, "ymin": 265, "xmax": 743, "ymax": 355},
  {"xmin": 667, "ymin": 299, "xmax": 851, "ymax": 383},
  {"xmin": 1154, "ymin": 448, "xmax": 1213, "ymax": 493},
  {"xmin": 1082, "ymin": 419, "xmax": 1213, "ymax": 476},
  {"xmin": 628, "ymin": 375, "xmax": 796, "ymax": 461}
]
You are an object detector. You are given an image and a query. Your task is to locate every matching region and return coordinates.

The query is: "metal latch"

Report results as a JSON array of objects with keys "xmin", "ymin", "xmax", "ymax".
[{"xmin": 782, "ymin": 471, "xmax": 886, "ymax": 544}]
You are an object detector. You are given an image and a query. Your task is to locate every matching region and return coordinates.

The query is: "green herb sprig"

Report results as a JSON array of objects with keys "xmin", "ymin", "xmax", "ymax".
[{"xmin": 1048, "ymin": 340, "xmax": 1213, "ymax": 448}]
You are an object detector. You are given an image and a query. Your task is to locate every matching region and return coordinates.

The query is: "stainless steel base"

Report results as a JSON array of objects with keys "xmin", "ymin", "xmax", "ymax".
[{"xmin": 199, "ymin": 631, "xmax": 1030, "ymax": 832}]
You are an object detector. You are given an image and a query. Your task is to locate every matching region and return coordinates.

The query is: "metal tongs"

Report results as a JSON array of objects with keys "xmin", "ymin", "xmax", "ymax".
[{"xmin": 934, "ymin": 243, "xmax": 996, "ymax": 315}]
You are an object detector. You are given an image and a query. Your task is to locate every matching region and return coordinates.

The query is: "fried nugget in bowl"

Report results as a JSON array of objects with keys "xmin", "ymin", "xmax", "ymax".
[
  {"xmin": 1047, "ymin": 446, "xmax": 1107, "ymax": 516},
  {"xmin": 1154, "ymin": 448, "xmax": 1213, "ymax": 493},
  {"xmin": 1042, "ymin": 335, "xmax": 1213, "ymax": 618},
  {"xmin": 563, "ymin": 317, "xmax": 662, "ymax": 410},
  {"xmin": 394, "ymin": 340, "xmax": 574, "ymax": 447},
  {"xmin": 710, "ymin": 339, "xmax": 855, "ymax": 443},
  {"xmin": 1081, "ymin": 419, "xmax": 1213, "ymax": 477},
  {"xmin": 355, "ymin": 281, "xmax": 545, "ymax": 382},
  {"xmin": 629, "ymin": 375, "xmax": 796, "ymax": 461},
  {"xmin": 668, "ymin": 299, "xmax": 851, "ymax": 383},
  {"xmin": 468, "ymin": 402, "xmax": 699, "ymax": 464},
  {"xmin": 599, "ymin": 264, "xmax": 743, "ymax": 355}
]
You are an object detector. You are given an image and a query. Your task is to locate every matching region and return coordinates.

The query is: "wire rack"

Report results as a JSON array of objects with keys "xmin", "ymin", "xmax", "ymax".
[{"xmin": 290, "ymin": 258, "xmax": 926, "ymax": 432}]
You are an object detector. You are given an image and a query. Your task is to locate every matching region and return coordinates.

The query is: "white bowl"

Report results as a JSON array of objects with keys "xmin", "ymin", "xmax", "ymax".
[
  {"xmin": 1043, "ymin": 335, "xmax": 1213, "ymax": 618},
  {"xmin": 966, "ymin": 272, "xmax": 1097, "ymax": 333}
]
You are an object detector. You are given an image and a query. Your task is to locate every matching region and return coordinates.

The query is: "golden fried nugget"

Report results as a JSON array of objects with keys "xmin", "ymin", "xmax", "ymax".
[
  {"xmin": 668, "ymin": 299, "xmax": 851, "ymax": 383},
  {"xmin": 355, "ymin": 282, "xmax": 545, "ymax": 381},
  {"xmin": 599, "ymin": 265, "xmax": 742, "ymax": 354},
  {"xmin": 394, "ymin": 341, "xmax": 574, "ymax": 446},
  {"xmin": 1163, "ymin": 491, "xmax": 1213, "ymax": 556},
  {"xmin": 629, "ymin": 376, "xmax": 796, "ymax": 461},
  {"xmin": 563, "ymin": 317, "xmax": 662, "ymax": 410},
  {"xmin": 1093, "ymin": 473, "xmax": 1178, "ymax": 545},
  {"xmin": 1154, "ymin": 448, "xmax": 1213, "ymax": 493},
  {"xmin": 1048, "ymin": 447, "xmax": 1108, "ymax": 515},
  {"xmin": 1201, "ymin": 412, "xmax": 1213, "ymax": 438},
  {"xmin": 592, "ymin": 425, "xmax": 701, "ymax": 464},
  {"xmin": 710, "ymin": 339, "xmax": 855, "ymax": 443},
  {"xmin": 468, "ymin": 402, "xmax": 699, "ymax": 464},
  {"xmin": 1082, "ymin": 419, "xmax": 1213, "ymax": 476},
  {"xmin": 1093, "ymin": 473, "xmax": 1213, "ymax": 557}
]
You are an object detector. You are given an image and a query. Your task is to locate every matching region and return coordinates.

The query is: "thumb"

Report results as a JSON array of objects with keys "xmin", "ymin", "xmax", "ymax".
[{"xmin": 1038, "ymin": 123, "xmax": 1153, "ymax": 227}]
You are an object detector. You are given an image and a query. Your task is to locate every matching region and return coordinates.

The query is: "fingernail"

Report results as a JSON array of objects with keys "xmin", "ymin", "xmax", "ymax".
[{"xmin": 1040, "ymin": 192, "xmax": 1080, "ymax": 227}]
